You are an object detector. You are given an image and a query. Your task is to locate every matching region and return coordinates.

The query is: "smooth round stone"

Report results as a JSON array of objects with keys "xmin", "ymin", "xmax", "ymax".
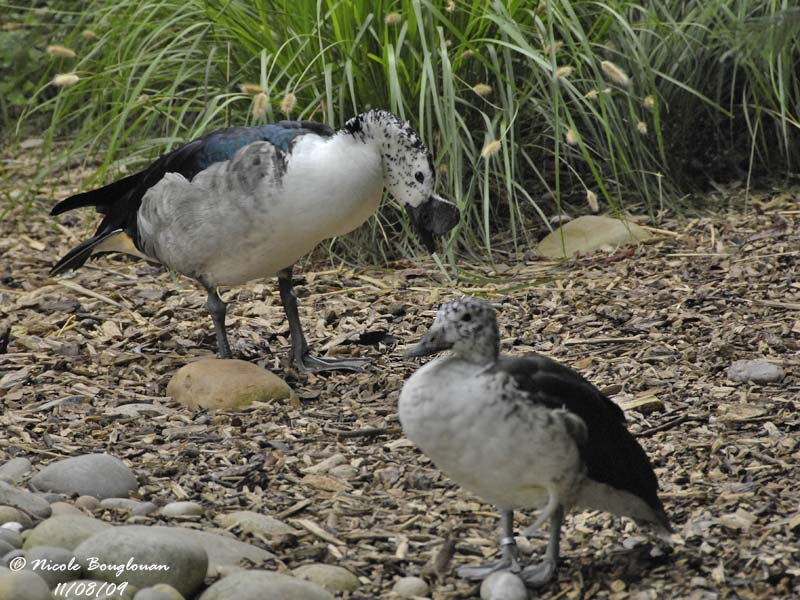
[
  {"xmin": 0, "ymin": 522, "xmax": 23, "ymax": 533},
  {"xmin": 213, "ymin": 511, "xmax": 298, "ymax": 538},
  {"xmin": 30, "ymin": 454, "xmax": 138, "ymax": 500},
  {"xmin": 0, "ymin": 458, "xmax": 32, "ymax": 484},
  {"xmin": 0, "ymin": 482, "xmax": 51, "ymax": 520},
  {"xmin": 0, "ymin": 507, "xmax": 30, "ymax": 528},
  {"xmin": 75, "ymin": 496, "xmax": 100, "ymax": 511},
  {"xmin": 0, "ymin": 541, "xmax": 13, "ymax": 557},
  {"xmin": 50, "ymin": 502, "xmax": 85, "ymax": 517},
  {"xmin": 99, "ymin": 498, "xmax": 157, "ymax": 516},
  {"xmin": 0, "ymin": 530, "xmax": 21, "ymax": 549},
  {"xmin": 55, "ymin": 579, "xmax": 138, "ymax": 600},
  {"xmin": 1, "ymin": 549, "xmax": 25, "ymax": 568},
  {"xmin": 727, "ymin": 359, "xmax": 785, "ymax": 384},
  {"xmin": 0, "ymin": 566, "xmax": 52, "ymax": 600},
  {"xmin": 198, "ymin": 570, "xmax": 334, "ymax": 600},
  {"xmin": 74, "ymin": 526, "xmax": 208, "ymax": 597},
  {"xmin": 133, "ymin": 583, "xmax": 185, "ymax": 600},
  {"xmin": 23, "ymin": 515, "xmax": 112, "ymax": 551},
  {"xmin": 292, "ymin": 563, "xmax": 360, "ymax": 592},
  {"xmin": 480, "ymin": 571, "xmax": 529, "ymax": 600},
  {"xmin": 392, "ymin": 575, "xmax": 430, "ymax": 598},
  {"xmin": 24, "ymin": 545, "xmax": 81, "ymax": 587},
  {"xmin": 159, "ymin": 502, "xmax": 203, "ymax": 518},
  {"xmin": 167, "ymin": 358, "xmax": 296, "ymax": 410}
]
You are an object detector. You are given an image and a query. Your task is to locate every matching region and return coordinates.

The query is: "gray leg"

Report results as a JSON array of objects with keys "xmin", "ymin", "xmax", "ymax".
[
  {"xmin": 205, "ymin": 287, "xmax": 232, "ymax": 359},
  {"xmin": 457, "ymin": 510, "xmax": 522, "ymax": 581},
  {"xmin": 520, "ymin": 504, "xmax": 563, "ymax": 587},
  {"xmin": 277, "ymin": 267, "xmax": 369, "ymax": 373}
]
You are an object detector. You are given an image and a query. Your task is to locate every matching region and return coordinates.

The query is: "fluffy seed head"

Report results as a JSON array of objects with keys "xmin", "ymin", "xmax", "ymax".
[
  {"xmin": 544, "ymin": 41, "xmax": 564, "ymax": 54},
  {"xmin": 384, "ymin": 12, "xmax": 402, "ymax": 25},
  {"xmin": 481, "ymin": 139, "xmax": 502, "ymax": 158},
  {"xmin": 51, "ymin": 73, "xmax": 80, "ymax": 87},
  {"xmin": 446, "ymin": 1, "xmax": 456, "ymax": 12},
  {"xmin": 601, "ymin": 60, "xmax": 630, "ymax": 86},
  {"xmin": 240, "ymin": 83, "xmax": 263, "ymax": 95},
  {"xmin": 253, "ymin": 92, "xmax": 269, "ymax": 120},
  {"xmin": 136, "ymin": 94, "xmax": 149, "ymax": 104},
  {"xmin": 585, "ymin": 89, "xmax": 599, "ymax": 101},
  {"xmin": 461, "ymin": 49, "xmax": 474, "ymax": 59},
  {"xmin": 565, "ymin": 127, "xmax": 578, "ymax": 146},
  {"xmin": 586, "ymin": 189, "xmax": 599, "ymax": 212},
  {"xmin": 47, "ymin": 45, "xmax": 76, "ymax": 59},
  {"xmin": 555, "ymin": 65, "xmax": 573, "ymax": 79},
  {"xmin": 81, "ymin": 30, "xmax": 97, "ymax": 39},
  {"xmin": 637, "ymin": 121, "xmax": 648, "ymax": 135},
  {"xmin": 280, "ymin": 92, "xmax": 296, "ymax": 115},
  {"xmin": 643, "ymin": 95, "xmax": 655, "ymax": 110},
  {"xmin": 472, "ymin": 83, "xmax": 492, "ymax": 97}
]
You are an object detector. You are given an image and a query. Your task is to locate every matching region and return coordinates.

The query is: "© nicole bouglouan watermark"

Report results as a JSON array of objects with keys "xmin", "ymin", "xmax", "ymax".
[{"xmin": 9, "ymin": 554, "xmax": 171, "ymax": 597}]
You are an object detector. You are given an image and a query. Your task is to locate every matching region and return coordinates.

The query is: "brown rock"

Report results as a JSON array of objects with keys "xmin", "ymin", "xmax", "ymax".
[{"xmin": 166, "ymin": 359, "xmax": 295, "ymax": 410}]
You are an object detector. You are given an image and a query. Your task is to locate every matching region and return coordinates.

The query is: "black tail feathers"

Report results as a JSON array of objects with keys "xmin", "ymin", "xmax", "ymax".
[
  {"xmin": 49, "ymin": 230, "xmax": 120, "ymax": 276},
  {"xmin": 50, "ymin": 172, "xmax": 141, "ymax": 216}
]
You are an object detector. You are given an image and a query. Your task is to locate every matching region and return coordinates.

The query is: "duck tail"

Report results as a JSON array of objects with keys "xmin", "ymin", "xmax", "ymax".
[{"xmin": 50, "ymin": 172, "xmax": 141, "ymax": 216}]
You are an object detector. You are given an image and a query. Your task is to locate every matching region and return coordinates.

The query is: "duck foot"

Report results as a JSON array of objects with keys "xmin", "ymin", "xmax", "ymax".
[
  {"xmin": 457, "ymin": 555, "xmax": 522, "ymax": 582},
  {"xmin": 295, "ymin": 353, "xmax": 369, "ymax": 373},
  {"xmin": 520, "ymin": 558, "xmax": 557, "ymax": 587}
]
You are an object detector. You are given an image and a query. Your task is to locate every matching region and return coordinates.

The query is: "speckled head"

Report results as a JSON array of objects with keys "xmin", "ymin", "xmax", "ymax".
[
  {"xmin": 344, "ymin": 109, "xmax": 459, "ymax": 253},
  {"xmin": 405, "ymin": 297, "xmax": 500, "ymax": 364}
]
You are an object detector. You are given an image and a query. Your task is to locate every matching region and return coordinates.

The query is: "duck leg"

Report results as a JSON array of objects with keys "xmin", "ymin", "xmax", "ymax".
[
  {"xmin": 457, "ymin": 510, "xmax": 522, "ymax": 581},
  {"xmin": 277, "ymin": 267, "xmax": 369, "ymax": 373},
  {"xmin": 520, "ymin": 504, "xmax": 563, "ymax": 587},
  {"xmin": 204, "ymin": 286, "xmax": 233, "ymax": 359}
]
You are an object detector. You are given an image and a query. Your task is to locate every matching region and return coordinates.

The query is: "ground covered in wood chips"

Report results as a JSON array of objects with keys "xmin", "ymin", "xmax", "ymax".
[{"xmin": 1, "ymin": 175, "xmax": 799, "ymax": 599}]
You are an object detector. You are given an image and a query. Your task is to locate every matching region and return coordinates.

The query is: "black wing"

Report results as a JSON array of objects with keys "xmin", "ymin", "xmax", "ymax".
[{"xmin": 494, "ymin": 355, "xmax": 667, "ymax": 521}]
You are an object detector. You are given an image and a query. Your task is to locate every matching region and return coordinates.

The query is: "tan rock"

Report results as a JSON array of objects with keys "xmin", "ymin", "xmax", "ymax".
[
  {"xmin": 536, "ymin": 215, "xmax": 652, "ymax": 258},
  {"xmin": 167, "ymin": 359, "xmax": 295, "ymax": 410}
]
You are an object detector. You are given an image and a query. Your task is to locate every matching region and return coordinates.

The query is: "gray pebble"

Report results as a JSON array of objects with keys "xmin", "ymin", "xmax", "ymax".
[
  {"xmin": 0, "ymin": 507, "xmax": 30, "ymax": 528},
  {"xmin": 392, "ymin": 575, "xmax": 430, "ymax": 598},
  {"xmin": 727, "ymin": 359, "xmax": 785, "ymax": 384},
  {"xmin": 0, "ymin": 566, "xmax": 52, "ymax": 600},
  {"xmin": 198, "ymin": 570, "xmax": 334, "ymax": 600},
  {"xmin": 0, "ymin": 458, "xmax": 32, "ymax": 484},
  {"xmin": 0, "ymin": 529, "xmax": 21, "ymax": 549},
  {"xmin": 75, "ymin": 496, "xmax": 100, "ymax": 511},
  {"xmin": 292, "ymin": 563, "xmax": 360, "ymax": 592},
  {"xmin": 132, "ymin": 583, "xmax": 185, "ymax": 600},
  {"xmin": 99, "ymin": 498, "xmax": 157, "ymax": 516},
  {"xmin": 480, "ymin": 571, "xmax": 529, "ymax": 600},
  {"xmin": 159, "ymin": 502, "xmax": 204, "ymax": 518},
  {"xmin": 30, "ymin": 454, "xmax": 138, "ymax": 500},
  {"xmin": 0, "ymin": 482, "xmax": 51, "ymax": 520}
]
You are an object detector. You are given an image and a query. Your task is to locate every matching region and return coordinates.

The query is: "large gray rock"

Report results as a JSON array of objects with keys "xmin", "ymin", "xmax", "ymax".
[
  {"xmin": 0, "ymin": 458, "xmax": 32, "ymax": 484},
  {"xmin": 0, "ymin": 566, "xmax": 52, "ymax": 600},
  {"xmin": 292, "ymin": 563, "xmax": 360, "ymax": 592},
  {"xmin": 0, "ymin": 482, "xmax": 51, "ymax": 520},
  {"xmin": 0, "ymin": 506, "xmax": 30, "ymax": 528},
  {"xmin": 0, "ymin": 529, "xmax": 21, "ymax": 549},
  {"xmin": 167, "ymin": 358, "xmax": 295, "ymax": 410},
  {"xmin": 480, "ymin": 571, "xmax": 529, "ymax": 600},
  {"xmin": 24, "ymin": 545, "xmax": 81, "ymax": 587},
  {"xmin": 99, "ymin": 498, "xmax": 157, "ymax": 516},
  {"xmin": 23, "ymin": 514, "xmax": 112, "ymax": 550},
  {"xmin": 536, "ymin": 214, "xmax": 652, "ymax": 258},
  {"xmin": 199, "ymin": 570, "xmax": 334, "ymax": 600},
  {"xmin": 75, "ymin": 526, "xmax": 208, "ymax": 597},
  {"xmin": 30, "ymin": 454, "xmax": 138, "ymax": 500}
]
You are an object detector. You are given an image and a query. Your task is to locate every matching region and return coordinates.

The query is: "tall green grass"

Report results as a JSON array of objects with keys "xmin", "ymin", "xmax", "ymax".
[{"xmin": 7, "ymin": 0, "xmax": 800, "ymax": 262}]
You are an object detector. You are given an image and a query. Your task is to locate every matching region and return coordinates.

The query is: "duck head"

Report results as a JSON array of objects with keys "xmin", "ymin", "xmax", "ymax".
[
  {"xmin": 344, "ymin": 110, "xmax": 460, "ymax": 253},
  {"xmin": 405, "ymin": 297, "xmax": 500, "ymax": 364}
]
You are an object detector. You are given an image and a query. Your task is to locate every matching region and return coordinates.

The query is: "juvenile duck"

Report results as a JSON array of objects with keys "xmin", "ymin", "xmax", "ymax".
[{"xmin": 399, "ymin": 298, "xmax": 671, "ymax": 586}]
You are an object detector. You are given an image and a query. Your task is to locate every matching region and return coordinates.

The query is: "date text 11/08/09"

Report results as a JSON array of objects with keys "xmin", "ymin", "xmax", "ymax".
[{"xmin": 54, "ymin": 581, "xmax": 128, "ymax": 598}]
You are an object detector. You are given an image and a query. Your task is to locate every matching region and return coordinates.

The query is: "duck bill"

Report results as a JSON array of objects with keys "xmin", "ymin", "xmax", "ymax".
[
  {"xmin": 404, "ymin": 329, "xmax": 451, "ymax": 358},
  {"xmin": 406, "ymin": 194, "xmax": 460, "ymax": 253}
]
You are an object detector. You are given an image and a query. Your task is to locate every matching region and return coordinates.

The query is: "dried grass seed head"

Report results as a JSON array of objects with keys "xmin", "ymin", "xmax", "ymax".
[
  {"xmin": 384, "ymin": 12, "xmax": 402, "ymax": 25},
  {"xmin": 481, "ymin": 139, "xmax": 502, "ymax": 158},
  {"xmin": 51, "ymin": 73, "xmax": 80, "ymax": 87},
  {"xmin": 637, "ymin": 121, "xmax": 648, "ymax": 135},
  {"xmin": 240, "ymin": 83, "xmax": 264, "ymax": 95},
  {"xmin": 601, "ymin": 60, "xmax": 630, "ymax": 87},
  {"xmin": 253, "ymin": 92, "xmax": 269, "ymax": 120},
  {"xmin": 280, "ymin": 92, "xmax": 296, "ymax": 115},
  {"xmin": 643, "ymin": 95, "xmax": 655, "ymax": 110},
  {"xmin": 47, "ymin": 45, "xmax": 76, "ymax": 58},
  {"xmin": 472, "ymin": 83, "xmax": 492, "ymax": 97},
  {"xmin": 565, "ymin": 127, "xmax": 579, "ymax": 146},
  {"xmin": 555, "ymin": 65, "xmax": 573, "ymax": 79}
]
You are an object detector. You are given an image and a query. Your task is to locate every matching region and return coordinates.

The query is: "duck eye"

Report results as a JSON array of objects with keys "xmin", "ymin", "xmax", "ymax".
[{"xmin": 414, "ymin": 171, "xmax": 425, "ymax": 184}]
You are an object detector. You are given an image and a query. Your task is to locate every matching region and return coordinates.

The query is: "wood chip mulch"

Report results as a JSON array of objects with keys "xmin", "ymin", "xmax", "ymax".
[{"xmin": 1, "ymin": 166, "xmax": 799, "ymax": 600}]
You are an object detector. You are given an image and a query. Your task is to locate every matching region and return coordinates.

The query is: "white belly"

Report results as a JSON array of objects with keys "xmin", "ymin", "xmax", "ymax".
[{"xmin": 398, "ymin": 359, "xmax": 585, "ymax": 510}]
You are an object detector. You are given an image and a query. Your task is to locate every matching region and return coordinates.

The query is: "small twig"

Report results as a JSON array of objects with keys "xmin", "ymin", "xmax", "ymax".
[
  {"xmin": 637, "ymin": 414, "xmax": 707, "ymax": 437},
  {"xmin": 325, "ymin": 426, "xmax": 401, "ymax": 438}
]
